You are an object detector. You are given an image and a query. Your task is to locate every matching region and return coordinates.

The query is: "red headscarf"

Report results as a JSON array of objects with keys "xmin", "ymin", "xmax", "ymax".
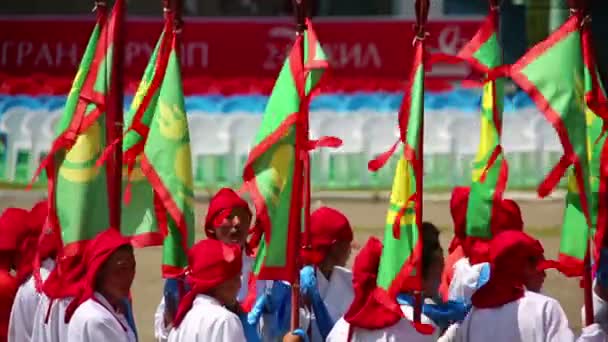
[
  {"xmin": 64, "ymin": 228, "xmax": 132, "ymax": 322},
  {"xmin": 14, "ymin": 200, "xmax": 60, "ymax": 285},
  {"xmin": 301, "ymin": 206, "xmax": 354, "ymax": 266},
  {"xmin": 0, "ymin": 271, "xmax": 18, "ymax": 341},
  {"xmin": 448, "ymin": 187, "xmax": 524, "ymax": 263},
  {"xmin": 0, "ymin": 207, "xmax": 29, "ymax": 256},
  {"xmin": 204, "ymin": 188, "xmax": 251, "ymax": 238},
  {"xmin": 448, "ymin": 187, "xmax": 470, "ymax": 254},
  {"xmin": 344, "ymin": 237, "xmax": 403, "ymax": 329},
  {"xmin": 471, "ymin": 230, "xmax": 553, "ymax": 308},
  {"xmin": 173, "ymin": 239, "xmax": 243, "ymax": 327},
  {"xmin": 344, "ymin": 237, "xmax": 434, "ymax": 336}
]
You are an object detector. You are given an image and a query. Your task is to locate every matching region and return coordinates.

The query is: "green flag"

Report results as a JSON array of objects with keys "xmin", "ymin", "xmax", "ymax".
[
  {"xmin": 509, "ymin": 14, "xmax": 590, "ymax": 276},
  {"xmin": 47, "ymin": 1, "xmax": 122, "ymax": 256},
  {"xmin": 120, "ymin": 26, "xmax": 195, "ymax": 277},
  {"xmin": 582, "ymin": 22, "xmax": 608, "ymax": 265},
  {"xmin": 377, "ymin": 39, "xmax": 425, "ymax": 297},
  {"xmin": 247, "ymin": 22, "xmax": 328, "ymax": 281},
  {"xmin": 460, "ymin": 10, "xmax": 509, "ymax": 239}
]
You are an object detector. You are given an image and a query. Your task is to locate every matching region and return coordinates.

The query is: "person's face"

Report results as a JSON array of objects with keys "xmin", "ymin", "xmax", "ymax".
[
  {"xmin": 423, "ymin": 249, "xmax": 445, "ymax": 297},
  {"xmin": 524, "ymin": 258, "xmax": 546, "ymax": 293},
  {"xmin": 0, "ymin": 251, "xmax": 15, "ymax": 271},
  {"xmin": 213, "ymin": 207, "xmax": 251, "ymax": 246},
  {"xmin": 326, "ymin": 240, "xmax": 352, "ymax": 269},
  {"xmin": 211, "ymin": 272, "xmax": 242, "ymax": 306},
  {"xmin": 97, "ymin": 246, "xmax": 136, "ymax": 301}
]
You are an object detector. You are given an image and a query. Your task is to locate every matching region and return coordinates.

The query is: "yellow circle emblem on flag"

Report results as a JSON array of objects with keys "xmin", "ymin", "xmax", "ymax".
[
  {"xmin": 159, "ymin": 101, "xmax": 188, "ymax": 141},
  {"xmin": 268, "ymin": 144, "xmax": 294, "ymax": 205},
  {"xmin": 175, "ymin": 144, "xmax": 194, "ymax": 189},
  {"xmin": 60, "ymin": 121, "xmax": 102, "ymax": 183}
]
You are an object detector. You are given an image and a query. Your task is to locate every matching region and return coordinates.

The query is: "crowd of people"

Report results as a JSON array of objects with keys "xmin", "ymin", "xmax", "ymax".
[{"xmin": 2, "ymin": 186, "xmax": 608, "ymax": 341}]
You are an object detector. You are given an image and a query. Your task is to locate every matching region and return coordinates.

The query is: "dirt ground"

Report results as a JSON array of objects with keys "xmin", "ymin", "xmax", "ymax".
[{"xmin": 0, "ymin": 191, "xmax": 582, "ymax": 341}]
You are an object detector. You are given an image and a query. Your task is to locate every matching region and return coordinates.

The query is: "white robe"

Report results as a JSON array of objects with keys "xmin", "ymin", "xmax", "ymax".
[
  {"xmin": 326, "ymin": 303, "xmax": 440, "ymax": 342},
  {"xmin": 167, "ymin": 294, "xmax": 246, "ymax": 342},
  {"xmin": 302, "ymin": 266, "xmax": 354, "ymax": 342},
  {"xmin": 447, "ymin": 258, "xmax": 489, "ymax": 305},
  {"xmin": 259, "ymin": 266, "xmax": 354, "ymax": 342},
  {"xmin": 154, "ymin": 254, "xmax": 260, "ymax": 341},
  {"xmin": 437, "ymin": 291, "xmax": 602, "ymax": 342},
  {"xmin": 31, "ymin": 297, "xmax": 71, "ymax": 342},
  {"xmin": 9, "ymin": 258, "xmax": 55, "ymax": 342},
  {"xmin": 66, "ymin": 292, "xmax": 136, "ymax": 342}
]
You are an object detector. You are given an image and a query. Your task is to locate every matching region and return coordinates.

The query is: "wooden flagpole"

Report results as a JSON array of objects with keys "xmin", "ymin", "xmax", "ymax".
[
  {"xmin": 106, "ymin": 0, "xmax": 125, "ymax": 230},
  {"xmin": 290, "ymin": 0, "xmax": 308, "ymax": 331}
]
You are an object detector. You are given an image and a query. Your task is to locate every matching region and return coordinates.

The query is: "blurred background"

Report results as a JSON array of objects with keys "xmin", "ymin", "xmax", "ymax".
[{"xmin": 0, "ymin": 0, "xmax": 606, "ymax": 191}]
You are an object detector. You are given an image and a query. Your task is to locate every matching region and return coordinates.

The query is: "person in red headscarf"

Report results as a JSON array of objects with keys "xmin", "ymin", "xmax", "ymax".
[
  {"xmin": 155, "ymin": 187, "xmax": 257, "ymax": 341},
  {"xmin": 65, "ymin": 228, "xmax": 136, "ymax": 342},
  {"xmin": 295, "ymin": 206, "xmax": 355, "ymax": 340},
  {"xmin": 0, "ymin": 207, "xmax": 29, "ymax": 342},
  {"xmin": 439, "ymin": 187, "xmax": 524, "ymax": 303},
  {"xmin": 167, "ymin": 238, "xmax": 246, "ymax": 341},
  {"xmin": 438, "ymin": 230, "xmax": 607, "ymax": 342},
  {"xmin": 327, "ymin": 222, "xmax": 445, "ymax": 342},
  {"xmin": 8, "ymin": 199, "xmax": 61, "ymax": 342}
]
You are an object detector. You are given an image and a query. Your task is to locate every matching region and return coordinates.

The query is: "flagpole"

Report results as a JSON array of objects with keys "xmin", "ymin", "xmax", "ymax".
[
  {"xmin": 107, "ymin": 0, "xmax": 125, "ymax": 230},
  {"xmin": 413, "ymin": 0, "xmax": 429, "ymax": 325},
  {"xmin": 290, "ymin": 0, "xmax": 307, "ymax": 331},
  {"xmin": 565, "ymin": 0, "xmax": 595, "ymax": 326}
]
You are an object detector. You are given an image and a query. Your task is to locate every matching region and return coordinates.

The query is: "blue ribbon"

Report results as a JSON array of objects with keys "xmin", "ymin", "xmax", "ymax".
[
  {"xmin": 238, "ymin": 311, "xmax": 262, "ymax": 342},
  {"xmin": 292, "ymin": 328, "xmax": 310, "ymax": 342},
  {"xmin": 121, "ymin": 298, "xmax": 138, "ymax": 341},
  {"xmin": 397, "ymin": 294, "xmax": 470, "ymax": 330},
  {"xmin": 597, "ymin": 248, "xmax": 608, "ymax": 288},
  {"xmin": 300, "ymin": 266, "xmax": 334, "ymax": 339}
]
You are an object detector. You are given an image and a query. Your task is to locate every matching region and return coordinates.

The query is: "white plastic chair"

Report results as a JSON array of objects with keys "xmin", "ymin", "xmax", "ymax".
[
  {"xmin": 451, "ymin": 114, "xmax": 480, "ymax": 185},
  {"xmin": 424, "ymin": 111, "xmax": 456, "ymax": 187},
  {"xmin": 362, "ymin": 114, "xmax": 399, "ymax": 186},
  {"xmin": 29, "ymin": 109, "xmax": 61, "ymax": 179},
  {"xmin": 535, "ymin": 115, "xmax": 564, "ymax": 176},
  {"xmin": 502, "ymin": 112, "xmax": 541, "ymax": 187},
  {"xmin": 317, "ymin": 113, "xmax": 366, "ymax": 187},
  {"xmin": 188, "ymin": 114, "xmax": 233, "ymax": 186},
  {"xmin": 228, "ymin": 114, "xmax": 261, "ymax": 182},
  {"xmin": 0, "ymin": 107, "xmax": 34, "ymax": 181}
]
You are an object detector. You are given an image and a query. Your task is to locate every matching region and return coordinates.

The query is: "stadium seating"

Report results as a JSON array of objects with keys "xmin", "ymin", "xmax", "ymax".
[{"xmin": 0, "ymin": 90, "xmax": 566, "ymax": 190}]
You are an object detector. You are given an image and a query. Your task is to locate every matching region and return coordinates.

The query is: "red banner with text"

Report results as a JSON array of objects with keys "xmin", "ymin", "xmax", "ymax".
[{"xmin": 0, "ymin": 17, "xmax": 481, "ymax": 80}]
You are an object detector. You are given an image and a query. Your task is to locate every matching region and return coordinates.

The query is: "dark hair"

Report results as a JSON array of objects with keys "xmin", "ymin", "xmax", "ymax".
[{"xmin": 421, "ymin": 221, "xmax": 442, "ymax": 278}]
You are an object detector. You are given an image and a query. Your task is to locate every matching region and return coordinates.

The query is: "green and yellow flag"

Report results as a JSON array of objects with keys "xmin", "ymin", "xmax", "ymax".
[
  {"xmin": 247, "ymin": 21, "xmax": 329, "ymax": 282},
  {"xmin": 377, "ymin": 38, "xmax": 425, "ymax": 297},
  {"xmin": 460, "ymin": 9, "xmax": 509, "ymax": 239},
  {"xmin": 509, "ymin": 14, "xmax": 590, "ymax": 276},
  {"xmin": 46, "ymin": 0, "xmax": 122, "ymax": 256},
  {"xmin": 120, "ymin": 21, "xmax": 195, "ymax": 277}
]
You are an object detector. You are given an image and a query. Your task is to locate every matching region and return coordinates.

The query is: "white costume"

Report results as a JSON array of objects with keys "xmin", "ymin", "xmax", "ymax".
[
  {"xmin": 154, "ymin": 254, "xmax": 259, "ymax": 341},
  {"xmin": 32, "ymin": 297, "xmax": 71, "ymax": 342},
  {"xmin": 301, "ymin": 266, "xmax": 354, "ymax": 342},
  {"xmin": 438, "ymin": 291, "xmax": 605, "ymax": 342},
  {"xmin": 327, "ymin": 303, "xmax": 440, "ymax": 342},
  {"xmin": 167, "ymin": 294, "xmax": 246, "ymax": 342},
  {"xmin": 8, "ymin": 258, "xmax": 55, "ymax": 342},
  {"xmin": 447, "ymin": 258, "xmax": 489, "ymax": 305},
  {"xmin": 66, "ymin": 292, "xmax": 136, "ymax": 342},
  {"xmin": 258, "ymin": 266, "xmax": 354, "ymax": 342}
]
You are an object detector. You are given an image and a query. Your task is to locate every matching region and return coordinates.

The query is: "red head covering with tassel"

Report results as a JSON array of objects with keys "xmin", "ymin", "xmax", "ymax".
[
  {"xmin": 173, "ymin": 238, "xmax": 243, "ymax": 327},
  {"xmin": 0, "ymin": 208, "xmax": 30, "ymax": 257},
  {"xmin": 64, "ymin": 228, "xmax": 132, "ymax": 322},
  {"xmin": 204, "ymin": 188, "xmax": 251, "ymax": 239},
  {"xmin": 15, "ymin": 200, "xmax": 60, "ymax": 286},
  {"xmin": 301, "ymin": 206, "xmax": 354, "ymax": 266},
  {"xmin": 344, "ymin": 237, "xmax": 403, "ymax": 330},
  {"xmin": 471, "ymin": 230, "xmax": 555, "ymax": 308}
]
